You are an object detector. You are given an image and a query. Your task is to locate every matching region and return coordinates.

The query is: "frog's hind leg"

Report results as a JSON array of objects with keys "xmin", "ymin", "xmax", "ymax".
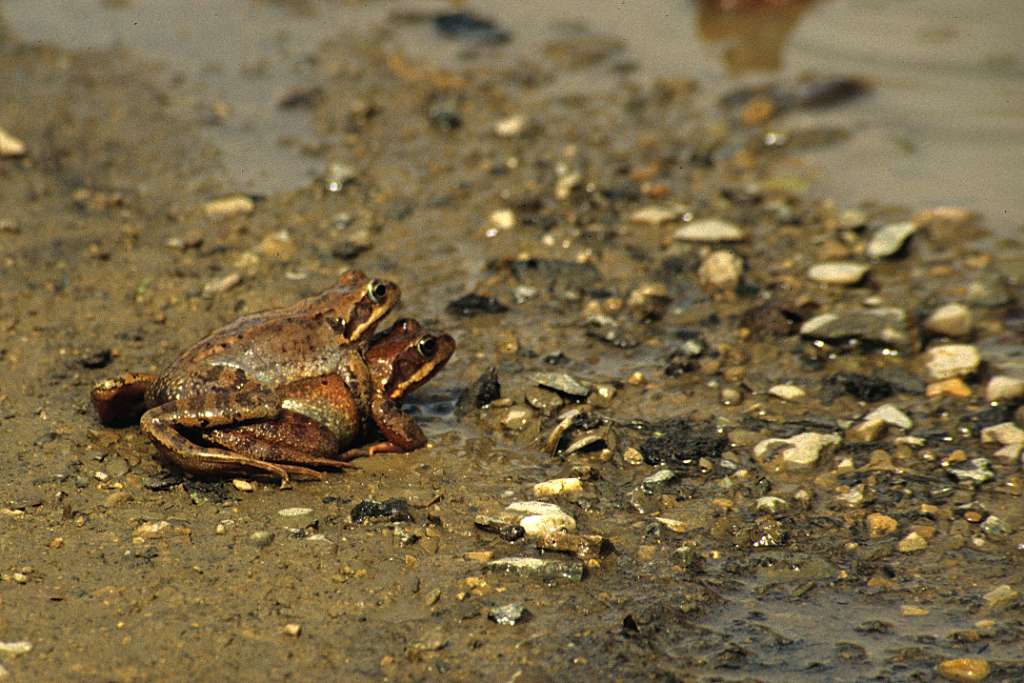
[
  {"xmin": 140, "ymin": 389, "xmax": 321, "ymax": 483},
  {"xmin": 91, "ymin": 373, "xmax": 158, "ymax": 426}
]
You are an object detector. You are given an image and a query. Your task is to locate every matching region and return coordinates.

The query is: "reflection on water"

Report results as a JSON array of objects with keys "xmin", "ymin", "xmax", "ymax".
[
  {"xmin": 3, "ymin": 0, "xmax": 1022, "ymax": 237},
  {"xmin": 697, "ymin": 0, "xmax": 820, "ymax": 74}
]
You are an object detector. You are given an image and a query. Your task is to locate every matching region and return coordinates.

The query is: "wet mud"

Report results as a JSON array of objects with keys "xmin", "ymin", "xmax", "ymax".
[{"xmin": 1, "ymin": 3, "xmax": 1023, "ymax": 682}]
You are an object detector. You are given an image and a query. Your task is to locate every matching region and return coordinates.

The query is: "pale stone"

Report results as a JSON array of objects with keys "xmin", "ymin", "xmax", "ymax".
[
  {"xmin": 753, "ymin": 432, "xmax": 842, "ymax": 470},
  {"xmin": 924, "ymin": 303, "xmax": 973, "ymax": 338},
  {"xmin": 867, "ymin": 221, "xmax": 917, "ymax": 258},
  {"xmin": 532, "ymin": 477, "xmax": 583, "ymax": 497},
  {"xmin": 203, "ymin": 194, "xmax": 254, "ymax": 217},
  {"xmin": 0, "ymin": 126, "xmax": 27, "ymax": 158},
  {"xmin": 866, "ymin": 512, "xmax": 898, "ymax": 538},
  {"xmin": 630, "ymin": 205, "xmax": 683, "ymax": 226},
  {"xmin": 697, "ymin": 250, "xmax": 744, "ymax": 291},
  {"xmin": 807, "ymin": 262, "xmax": 870, "ymax": 285},
  {"xmin": 674, "ymin": 218, "xmax": 745, "ymax": 242},
  {"xmin": 493, "ymin": 114, "xmax": 527, "ymax": 138},
  {"xmin": 986, "ymin": 376, "xmax": 1024, "ymax": 403},
  {"xmin": 768, "ymin": 384, "xmax": 805, "ymax": 401},
  {"xmin": 897, "ymin": 531, "xmax": 927, "ymax": 553},
  {"xmin": 980, "ymin": 422, "xmax": 1024, "ymax": 446},
  {"xmin": 924, "ymin": 344, "xmax": 980, "ymax": 380},
  {"xmin": 936, "ymin": 657, "xmax": 990, "ymax": 681},
  {"xmin": 864, "ymin": 404, "xmax": 913, "ymax": 430}
]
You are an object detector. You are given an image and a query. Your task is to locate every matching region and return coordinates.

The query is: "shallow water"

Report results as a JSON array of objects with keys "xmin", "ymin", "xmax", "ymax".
[{"xmin": 6, "ymin": 0, "xmax": 1023, "ymax": 236}]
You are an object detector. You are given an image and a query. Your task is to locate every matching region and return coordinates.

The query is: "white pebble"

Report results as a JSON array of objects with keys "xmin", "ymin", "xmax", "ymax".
[
  {"xmin": 986, "ymin": 376, "xmax": 1024, "ymax": 403},
  {"xmin": 863, "ymin": 404, "xmax": 913, "ymax": 430},
  {"xmin": 674, "ymin": 218, "xmax": 745, "ymax": 242},
  {"xmin": 532, "ymin": 478, "xmax": 583, "ymax": 497},
  {"xmin": 768, "ymin": 384, "xmax": 805, "ymax": 401},
  {"xmin": 0, "ymin": 126, "xmax": 27, "ymax": 158},
  {"xmin": 923, "ymin": 344, "xmax": 980, "ymax": 380},
  {"xmin": 923, "ymin": 303, "xmax": 972, "ymax": 338},
  {"xmin": 807, "ymin": 262, "xmax": 869, "ymax": 285}
]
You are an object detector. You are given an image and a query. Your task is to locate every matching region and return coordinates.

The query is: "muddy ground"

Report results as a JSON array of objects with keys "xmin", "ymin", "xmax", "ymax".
[{"xmin": 2, "ymin": 4, "xmax": 1024, "ymax": 682}]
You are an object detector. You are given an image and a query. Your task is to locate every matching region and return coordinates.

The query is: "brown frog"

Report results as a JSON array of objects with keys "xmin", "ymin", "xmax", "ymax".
[
  {"xmin": 197, "ymin": 318, "xmax": 455, "ymax": 477},
  {"xmin": 90, "ymin": 270, "xmax": 418, "ymax": 481}
]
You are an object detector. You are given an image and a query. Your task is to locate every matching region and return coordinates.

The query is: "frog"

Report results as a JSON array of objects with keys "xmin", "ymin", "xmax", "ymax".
[
  {"xmin": 91, "ymin": 269, "xmax": 399, "ymax": 426},
  {"xmin": 140, "ymin": 317, "xmax": 455, "ymax": 482}
]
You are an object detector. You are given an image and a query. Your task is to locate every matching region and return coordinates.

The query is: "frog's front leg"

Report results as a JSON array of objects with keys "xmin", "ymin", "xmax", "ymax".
[
  {"xmin": 140, "ymin": 388, "xmax": 324, "ymax": 483},
  {"xmin": 339, "ymin": 398, "xmax": 426, "ymax": 461}
]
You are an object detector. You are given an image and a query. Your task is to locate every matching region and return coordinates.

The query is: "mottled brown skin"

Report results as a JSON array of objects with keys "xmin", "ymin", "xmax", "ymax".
[
  {"xmin": 90, "ymin": 270, "xmax": 402, "ymax": 482},
  {"xmin": 204, "ymin": 318, "xmax": 455, "ymax": 471}
]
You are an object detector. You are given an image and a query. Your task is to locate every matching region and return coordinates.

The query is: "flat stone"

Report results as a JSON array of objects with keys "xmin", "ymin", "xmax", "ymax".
[
  {"xmin": 0, "ymin": 641, "xmax": 32, "ymax": 655},
  {"xmin": 947, "ymin": 458, "xmax": 994, "ymax": 485},
  {"xmin": 981, "ymin": 422, "xmax": 1024, "ymax": 445},
  {"xmin": 485, "ymin": 557, "xmax": 584, "ymax": 581},
  {"xmin": 924, "ymin": 303, "xmax": 973, "ymax": 338},
  {"xmin": 800, "ymin": 308, "xmax": 909, "ymax": 347},
  {"xmin": 674, "ymin": 218, "xmax": 745, "ymax": 242},
  {"xmin": 982, "ymin": 584, "xmax": 1019, "ymax": 611},
  {"xmin": 993, "ymin": 443, "xmax": 1023, "ymax": 464},
  {"xmin": 0, "ymin": 126, "xmax": 27, "ymax": 158},
  {"xmin": 753, "ymin": 432, "xmax": 842, "ymax": 470},
  {"xmin": 867, "ymin": 221, "xmax": 917, "ymax": 259},
  {"xmin": 936, "ymin": 657, "xmax": 990, "ymax": 681},
  {"xmin": 203, "ymin": 194, "xmax": 255, "ymax": 217},
  {"xmin": 697, "ymin": 250, "xmax": 744, "ymax": 291},
  {"xmin": 897, "ymin": 531, "xmax": 927, "ymax": 553},
  {"xmin": 864, "ymin": 404, "xmax": 913, "ymax": 430},
  {"xmin": 506, "ymin": 501, "xmax": 575, "ymax": 537},
  {"xmin": 278, "ymin": 507, "xmax": 314, "ymax": 517},
  {"xmin": 755, "ymin": 496, "xmax": 788, "ymax": 514},
  {"xmin": 493, "ymin": 114, "xmax": 528, "ymax": 138},
  {"xmin": 924, "ymin": 344, "xmax": 981, "ymax": 380},
  {"xmin": 807, "ymin": 262, "xmax": 870, "ymax": 285},
  {"xmin": 768, "ymin": 384, "xmax": 805, "ymax": 401},
  {"xmin": 986, "ymin": 375, "xmax": 1024, "ymax": 403},
  {"xmin": 533, "ymin": 372, "xmax": 590, "ymax": 398},
  {"xmin": 630, "ymin": 205, "xmax": 684, "ymax": 226},
  {"xmin": 847, "ymin": 418, "xmax": 887, "ymax": 443},
  {"xmin": 532, "ymin": 478, "xmax": 582, "ymax": 497},
  {"xmin": 926, "ymin": 378, "xmax": 973, "ymax": 398}
]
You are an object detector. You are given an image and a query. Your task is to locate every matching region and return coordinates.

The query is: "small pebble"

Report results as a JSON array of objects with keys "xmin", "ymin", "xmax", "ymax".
[
  {"xmin": 0, "ymin": 126, "xmax": 27, "ymax": 158},
  {"xmin": 768, "ymin": 384, "xmax": 805, "ymax": 401},
  {"xmin": 630, "ymin": 205, "xmax": 684, "ymax": 226},
  {"xmin": 866, "ymin": 221, "xmax": 916, "ymax": 259},
  {"xmin": 203, "ymin": 194, "xmax": 254, "ymax": 217},
  {"xmin": 863, "ymin": 404, "xmax": 913, "ymax": 430},
  {"xmin": 232, "ymin": 479, "xmax": 254, "ymax": 492},
  {"xmin": 753, "ymin": 432, "xmax": 842, "ymax": 470},
  {"xmin": 249, "ymin": 531, "xmax": 275, "ymax": 548},
  {"xmin": 936, "ymin": 657, "xmax": 990, "ymax": 681},
  {"xmin": 924, "ymin": 303, "xmax": 973, "ymax": 338},
  {"xmin": 283, "ymin": 623, "xmax": 301, "ymax": 637},
  {"xmin": 926, "ymin": 378, "xmax": 972, "ymax": 398},
  {"xmin": 622, "ymin": 447, "xmax": 644, "ymax": 465},
  {"xmin": 800, "ymin": 308, "xmax": 909, "ymax": 347},
  {"xmin": 993, "ymin": 443, "xmax": 1022, "ymax": 464},
  {"xmin": 924, "ymin": 344, "xmax": 980, "ymax": 380},
  {"xmin": 807, "ymin": 262, "xmax": 869, "ymax": 285},
  {"xmin": 133, "ymin": 521, "xmax": 172, "ymax": 540},
  {"xmin": 866, "ymin": 513, "xmax": 898, "ymax": 538},
  {"xmin": 755, "ymin": 496, "xmax": 788, "ymax": 514},
  {"xmin": 847, "ymin": 418, "xmax": 887, "ymax": 443},
  {"xmin": 493, "ymin": 114, "xmax": 528, "ymax": 138},
  {"xmin": 674, "ymin": 218, "xmax": 746, "ymax": 242},
  {"xmin": 980, "ymin": 422, "xmax": 1024, "ymax": 446},
  {"xmin": 982, "ymin": 584, "xmax": 1018, "ymax": 611},
  {"xmin": 485, "ymin": 557, "xmax": 584, "ymax": 581},
  {"xmin": 897, "ymin": 531, "xmax": 927, "ymax": 553},
  {"xmin": 488, "ymin": 603, "xmax": 529, "ymax": 625},
  {"xmin": 532, "ymin": 478, "xmax": 582, "ymax": 497},
  {"xmin": 901, "ymin": 605, "xmax": 929, "ymax": 617},
  {"xmin": 697, "ymin": 250, "xmax": 744, "ymax": 292},
  {"xmin": 203, "ymin": 272, "xmax": 242, "ymax": 297},
  {"xmin": 986, "ymin": 375, "xmax": 1024, "ymax": 403},
  {"xmin": 0, "ymin": 641, "xmax": 32, "ymax": 654},
  {"xmin": 278, "ymin": 507, "xmax": 314, "ymax": 517}
]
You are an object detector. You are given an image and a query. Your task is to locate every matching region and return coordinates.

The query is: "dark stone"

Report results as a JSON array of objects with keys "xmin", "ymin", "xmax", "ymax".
[
  {"xmin": 638, "ymin": 420, "xmax": 728, "ymax": 467},
  {"xmin": 350, "ymin": 498, "xmax": 414, "ymax": 524},
  {"xmin": 433, "ymin": 12, "xmax": 510, "ymax": 44},
  {"xmin": 446, "ymin": 293, "xmax": 508, "ymax": 316},
  {"xmin": 143, "ymin": 471, "xmax": 184, "ymax": 491},
  {"xmin": 828, "ymin": 373, "xmax": 894, "ymax": 402},
  {"xmin": 79, "ymin": 349, "xmax": 113, "ymax": 369},
  {"xmin": 456, "ymin": 367, "xmax": 501, "ymax": 414}
]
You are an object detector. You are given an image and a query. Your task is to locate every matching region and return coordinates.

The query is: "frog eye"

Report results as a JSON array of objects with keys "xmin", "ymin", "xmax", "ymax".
[
  {"xmin": 367, "ymin": 279, "xmax": 389, "ymax": 304},
  {"xmin": 416, "ymin": 336, "xmax": 438, "ymax": 358}
]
